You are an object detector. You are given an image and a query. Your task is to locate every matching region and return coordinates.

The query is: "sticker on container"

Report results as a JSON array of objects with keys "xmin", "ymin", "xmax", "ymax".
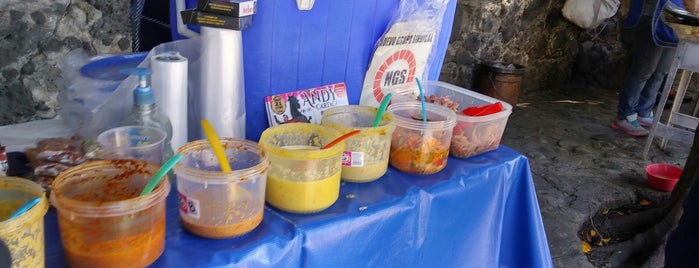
[
  {"xmin": 178, "ymin": 192, "xmax": 200, "ymax": 219},
  {"xmin": 342, "ymin": 151, "xmax": 365, "ymax": 167}
]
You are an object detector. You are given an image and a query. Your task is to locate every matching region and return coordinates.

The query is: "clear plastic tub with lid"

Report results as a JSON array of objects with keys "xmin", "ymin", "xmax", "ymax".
[
  {"xmin": 389, "ymin": 80, "xmax": 512, "ymax": 158},
  {"xmin": 387, "ymin": 101, "xmax": 456, "ymax": 175}
]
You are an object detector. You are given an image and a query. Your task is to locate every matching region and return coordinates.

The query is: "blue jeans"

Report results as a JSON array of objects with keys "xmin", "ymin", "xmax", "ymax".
[{"xmin": 617, "ymin": 16, "xmax": 676, "ymax": 119}]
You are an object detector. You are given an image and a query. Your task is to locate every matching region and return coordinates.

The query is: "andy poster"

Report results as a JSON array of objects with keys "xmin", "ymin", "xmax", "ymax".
[{"xmin": 264, "ymin": 82, "xmax": 349, "ymax": 127}]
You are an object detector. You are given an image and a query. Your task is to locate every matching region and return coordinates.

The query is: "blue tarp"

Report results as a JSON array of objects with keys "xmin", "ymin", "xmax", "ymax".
[{"xmin": 44, "ymin": 145, "xmax": 553, "ymax": 267}]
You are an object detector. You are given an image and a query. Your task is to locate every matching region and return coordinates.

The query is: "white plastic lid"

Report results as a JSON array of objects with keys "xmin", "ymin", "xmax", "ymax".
[{"xmin": 387, "ymin": 102, "xmax": 456, "ymax": 131}]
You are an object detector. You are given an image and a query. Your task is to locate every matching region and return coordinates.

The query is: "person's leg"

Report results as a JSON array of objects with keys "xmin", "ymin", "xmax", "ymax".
[
  {"xmin": 617, "ymin": 16, "xmax": 666, "ymax": 119},
  {"xmin": 613, "ymin": 16, "xmax": 664, "ymax": 136},
  {"xmin": 638, "ymin": 46, "xmax": 676, "ymax": 120}
]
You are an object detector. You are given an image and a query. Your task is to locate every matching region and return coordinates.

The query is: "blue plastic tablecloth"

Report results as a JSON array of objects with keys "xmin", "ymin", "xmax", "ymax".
[{"xmin": 44, "ymin": 145, "xmax": 553, "ymax": 267}]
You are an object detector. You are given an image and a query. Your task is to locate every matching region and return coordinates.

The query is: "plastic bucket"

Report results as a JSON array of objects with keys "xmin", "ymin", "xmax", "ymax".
[
  {"xmin": 475, "ymin": 62, "xmax": 525, "ymax": 106},
  {"xmin": 645, "ymin": 163, "xmax": 682, "ymax": 192},
  {"xmin": 387, "ymin": 102, "xmax": 456, "ymax": 175},
  {"xmin": 0, "ymin": 176, "xmax": 49, "ymax": 268},
  {"xmin": 259, "ymin": 123, "xmax": 344, "ymax": 213},
  {"xmin": 97, "ymin": 126, "xmax": 167, "ymax": 165},
  {"xmin": 321, "ymin": 105, "xmax": 396, "ymax": 183},
  {"xmin": 50, "ymin": 160, "xmax": 170, "ymax": 268},
  {"xmin": 174, "ymin": 138, "xmax": 269, "ymax": 239}
]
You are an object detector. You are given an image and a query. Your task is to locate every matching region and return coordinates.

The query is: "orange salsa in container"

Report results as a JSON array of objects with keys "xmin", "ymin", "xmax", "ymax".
[
  {"xmin": 387, "ymin": 102, "xmax": 456, "ymax": 175},
  {"xmin": 174, "ymin": 138, "xmax": 269, "ymax": 239},
  {"xmin": 50, "ymin": 160, "xmax": 170, "ymax": 268},
  {"xmin": 389, "ymin": 134, "xmax": 450, "ymax": 174}
]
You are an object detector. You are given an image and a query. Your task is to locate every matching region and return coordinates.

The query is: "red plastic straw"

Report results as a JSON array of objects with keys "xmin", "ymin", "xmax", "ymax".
[{"xmin": 321, "ymin": 130, "xmax": 361, "ymax": 149}]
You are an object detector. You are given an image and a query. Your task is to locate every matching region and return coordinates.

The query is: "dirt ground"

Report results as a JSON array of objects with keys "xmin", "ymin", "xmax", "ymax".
[{"xmin": 500, "ymin": 84, "xmax": 692, "ymax": 267}]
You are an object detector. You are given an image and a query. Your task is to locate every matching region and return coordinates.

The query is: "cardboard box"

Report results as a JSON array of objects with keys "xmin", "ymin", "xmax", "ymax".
[
  {"xmin": 197, "ymin": 0, "xmax": 256, "ymax": 17},
  {"xmin": 180, "ymin": 9, "xmax": 253, "ymax": 31}
]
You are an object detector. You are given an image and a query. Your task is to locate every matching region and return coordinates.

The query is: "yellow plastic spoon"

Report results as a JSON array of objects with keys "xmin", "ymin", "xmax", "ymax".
[{"xmin": 201, "ymin": 119, "xmax": 232, "ymax": 172}]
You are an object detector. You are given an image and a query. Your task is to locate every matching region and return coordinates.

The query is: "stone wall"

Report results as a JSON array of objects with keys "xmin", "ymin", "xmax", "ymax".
[
  {"xmin": 0, "ymin": 0, "xmax": 131, "ymax": 125},
  {"xmin": 0, "ymin": 0, "xmax": 620, "ymax": 126},
  {"xmin": 440, "ymin": 0, "xmax": 624, "ymax": 98}
]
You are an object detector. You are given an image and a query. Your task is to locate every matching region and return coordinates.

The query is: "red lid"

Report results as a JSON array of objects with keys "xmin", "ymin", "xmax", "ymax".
[{"xmin": 462, "ymin": 102, "xmax": 504, "ymax": 116}]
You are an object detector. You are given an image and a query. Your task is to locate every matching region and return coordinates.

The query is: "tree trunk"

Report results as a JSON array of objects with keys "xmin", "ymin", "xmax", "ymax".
[{"xmin": 584, "ymin": 129, "xmax": 699, "ymax": 267}]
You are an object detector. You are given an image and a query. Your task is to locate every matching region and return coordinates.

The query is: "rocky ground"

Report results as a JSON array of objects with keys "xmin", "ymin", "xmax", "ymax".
[{"xmin": 500, "ymin": 84, "xmax": 692, "ymax": 267}]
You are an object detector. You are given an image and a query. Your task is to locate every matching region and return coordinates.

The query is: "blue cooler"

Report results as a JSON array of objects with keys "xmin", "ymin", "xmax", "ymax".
[{"xmin": 169, "ymin": 0, "xmax": 457, "ymax": 140}]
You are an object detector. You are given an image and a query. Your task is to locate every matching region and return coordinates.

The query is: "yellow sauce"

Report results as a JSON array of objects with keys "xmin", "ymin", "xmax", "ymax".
[
  {"xmin": 281, "ymin": 145, "xmax": 320, "ymax": 151},
  {"xmin": 0, "ymin": 200, "xmax": 46, "ymax": 268},
  {"xmin": 341, "ymin": 159, "xmax": 389, "ymax": 183},
  {"xmin": 266, "ymin": 172, "xmax": 341, "ymax": 213},
  {"xmin": 0, "ymin": 200, "xmax": 23, "ymax": 221}
]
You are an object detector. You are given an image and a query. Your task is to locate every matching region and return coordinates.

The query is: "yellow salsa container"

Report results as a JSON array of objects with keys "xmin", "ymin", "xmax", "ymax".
[
  {"xmin": 321, "ymin": 105, "xmax": 395, "ymax": 183},
  {"xmin": 259, "ymin": 123, "xmax": 344, "ymax": 213},
  {"xmin": 0, "ymin": 176, "xmax": 49, "ymax": 268}
]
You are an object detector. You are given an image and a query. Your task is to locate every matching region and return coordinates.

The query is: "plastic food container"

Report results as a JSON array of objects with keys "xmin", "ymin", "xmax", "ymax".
[
  {"xmin": 321, "ymin": 105, "xmax": 395, "ymax": 183},
  {"xmin": 387, "ymin": 102, "xmax": 456, "ymax": 175},
  {"xmin": 50, "ymin": 160, "xmax": 170, "ymax": 268},
  {"xmin": 174, "ymin": 138, "xmax": 269, "ymax": 239},
  {"xmin": 390, "ymin": 80, "xmax": 512, "ymax": 158},
  {"xmin": 97, "ymin": 125, "xmax": 167, "ymax": 165},
  {"xmin": 259, "ymin": 123, "xmax": 344, "ymax": 213},
  {"xmin": 0, "ymin": 176, "xmax": 49, "ymax": 268}
]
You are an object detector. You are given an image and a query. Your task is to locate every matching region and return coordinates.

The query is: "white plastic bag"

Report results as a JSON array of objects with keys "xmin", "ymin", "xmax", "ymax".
[
  {"xmin": 562, "ymin": 0, "xmax": 620, "ymax": 29},
  {"xmin": 58, "ymin": 50, "xmax": 136, "ymax": 133}
]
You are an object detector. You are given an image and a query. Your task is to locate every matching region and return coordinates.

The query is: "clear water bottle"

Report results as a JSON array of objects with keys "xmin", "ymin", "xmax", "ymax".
[{"xmin": 119, "ymin": 68, "xmax": 174, "ymax": 163}]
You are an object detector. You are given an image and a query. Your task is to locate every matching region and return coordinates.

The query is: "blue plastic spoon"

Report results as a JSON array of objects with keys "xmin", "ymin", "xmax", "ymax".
[
  {"xmin": 415, "ymin": 78, "xmax": 427, "ymax": 124},
  {"xmin": 7, "ymin": 197, "xmax": 41, "ymax": 220}
]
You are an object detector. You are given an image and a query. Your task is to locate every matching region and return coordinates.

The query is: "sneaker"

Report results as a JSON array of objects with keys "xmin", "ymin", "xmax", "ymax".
[
  {"xmin": 611, "ymin": 114, "xmax": 649, "ymax": 137},
  {"xmin": 638, "ymin": 113, "xmax": 653, "ymax": 127}
]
